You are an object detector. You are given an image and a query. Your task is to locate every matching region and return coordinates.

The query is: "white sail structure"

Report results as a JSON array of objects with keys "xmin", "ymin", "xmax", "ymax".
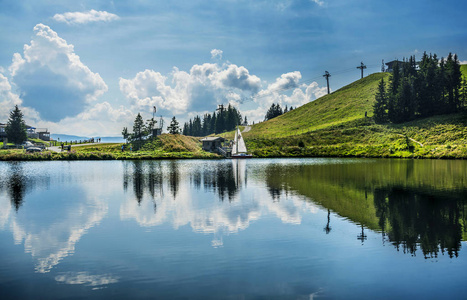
[{"xmin": 232, "ymin": 127, "xmax": 252, "ymax": 158}]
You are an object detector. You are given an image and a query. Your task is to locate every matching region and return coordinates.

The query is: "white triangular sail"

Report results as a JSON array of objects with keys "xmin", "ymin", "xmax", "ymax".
[{"xmin": 232, "ymin": 128, "xmax": 247, "ymax": 155}]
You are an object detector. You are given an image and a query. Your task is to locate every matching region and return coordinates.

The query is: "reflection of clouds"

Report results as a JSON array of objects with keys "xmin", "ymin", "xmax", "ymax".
[
  {"xmin": 11, "ymin": 195, "xmax": 107, "ymax": 273},
  {"xmin": 0, "ymin": 192, "xmax": 11, "ymax": 229},
  {"xmin": 0, "ymin": 161, "xmax": 124, "ymax": 273},
  {"xmin": 120, "ymin": 160, "xmax": 319, "ymax": 244},
  {"xmin": 55, "ymin": 272, "xmax": 118, "ymax": 287},
  {"xmin": 264, "ymin": 194, "xmax": 319, "ymax": 225}
]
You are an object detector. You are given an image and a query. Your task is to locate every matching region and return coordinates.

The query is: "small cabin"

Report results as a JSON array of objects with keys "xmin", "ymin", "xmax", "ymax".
[{"xmin": 200, "ymin": 136, "xmax": 225, "ymax": 152}]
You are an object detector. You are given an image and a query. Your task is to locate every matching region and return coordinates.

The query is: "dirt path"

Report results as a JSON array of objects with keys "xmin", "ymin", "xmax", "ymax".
[
  {"xmin": 242, "ymin": 126, "xmax": 251, "ymax": 133},
  {"xmin": 396, "ymin": 134, "xmax": 424, "ymax": 147},
  {"xmin": 48, "ymin": 143, "xmax": 108, "ymax": 153}
]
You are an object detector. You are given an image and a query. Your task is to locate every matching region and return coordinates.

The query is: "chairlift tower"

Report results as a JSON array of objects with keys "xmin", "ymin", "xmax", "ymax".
[
  {"xmin": 217, "ymin": 104, "xmax": 225, "ymax": 114},
  {"xmin": 357, "ymin": 62, "xmax": 367, "ymax": 79},
  {"xmin": 323, "ymin": 71, "xmax": 331, "ymax": 94}
]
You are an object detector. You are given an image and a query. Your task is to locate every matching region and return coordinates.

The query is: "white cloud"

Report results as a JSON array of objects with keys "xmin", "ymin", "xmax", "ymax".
[
  {"xmin": 311, "ymin": 0, "xmax": 324, "ymax": 6},
  {"xmin": 267, "ymin": 71, "xmax": 301, "ymax": 92},
  {"xmin": 55, "ymin": 272, "xmax": 118, "ymax": 287},
  {"xmin": 9, "ymin": 24, "xmax": 108, "ymax": 122},
  {"xmin": 119, "ymin": 62, "xmax": 262, "ymax": 116},
  {"xmin": 53, "ymin": 10, "xmax": 119, "ymax": 25},
  {"xmin": 211, "ymin": 49, "xmax": 223, "ymax": 60},
  {"xmin": 120, "ymin": 53, "xmax": 327, "ymax": 124},
  {"xmin": 0, "ymin": 73, "xmax": 22, "ymax": 120},
  {"xmin": 243, "ymin": 72, "xmax": 326, "ymax": 122}
]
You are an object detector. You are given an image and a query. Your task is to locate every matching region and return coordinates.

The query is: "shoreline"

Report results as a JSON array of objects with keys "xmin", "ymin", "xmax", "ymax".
[{"xmin": 1, "ymin": 148, "xmax": 465, "ymax": 161}]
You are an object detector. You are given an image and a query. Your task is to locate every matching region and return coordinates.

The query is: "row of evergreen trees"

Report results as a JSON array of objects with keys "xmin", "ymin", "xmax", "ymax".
[
  {"xmin": 374, "ymin": 52, "xmax": 466, "ymax": 123},
  {"xmin": 264, "ymin": 103, "xmax": 294, "ymax": 121},
  {"xmin": 182, "ymin": 104, "xmax": 244, "ymax": 136}
]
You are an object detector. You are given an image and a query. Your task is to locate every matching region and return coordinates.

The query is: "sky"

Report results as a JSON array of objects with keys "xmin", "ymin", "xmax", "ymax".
[{"xmin": 0, "ymin": 0, "xmax": 466, "ymax": 137}]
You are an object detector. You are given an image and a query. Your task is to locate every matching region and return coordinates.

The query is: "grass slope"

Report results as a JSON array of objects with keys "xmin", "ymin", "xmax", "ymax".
[
  {"xmin": 461, "ymin": 64, "xmax": 467, "ymax": 78},
  {"xmin": 242, "ymin": 71, "xmax": 467, "ymax": 158},
  {"xmin": 247, "ymin": 72, "xmax": 389, "ymax": 138}
]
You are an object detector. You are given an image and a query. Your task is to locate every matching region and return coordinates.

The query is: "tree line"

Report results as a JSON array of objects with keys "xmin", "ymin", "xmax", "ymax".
[
  {"xmin": 374, "ymin": 52, "xmax": 466, "ymax": 123},
  {"xmin": 122, "ymin": 114, "xmax": 181, "ymax": 146},
  {"xmin": 182, "ymin": 104, "xmax": 244, "ymax": 136},
  {"xmin": 264, "ymin": 103, "xmax": 294, "ymax": 121}
]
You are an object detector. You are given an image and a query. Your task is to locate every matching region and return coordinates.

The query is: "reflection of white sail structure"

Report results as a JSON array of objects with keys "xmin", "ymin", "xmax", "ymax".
[
  {"xmin": 232, "ymin": 159, "xmax": 246, "ymax": 188},
  {"xmin": 232, "ymin": 127, "xmax": 252, "ymax": 158}
]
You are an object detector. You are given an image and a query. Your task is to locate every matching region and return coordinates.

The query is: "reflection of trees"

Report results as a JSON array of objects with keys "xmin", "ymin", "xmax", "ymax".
[
  {"xmin": 264, "ymin": 165, "xmax": 290, "ymax": 202},
  {"xmin": 123, "ymin": 161, "xmax": 164, "ymax": 206},
  {"xmin": 202, "ymin": 163, "xmax": 239, "ymax": 201},
  {"xmin": 374, "ymin": 187, "xmax": 465, "ymax": 258},
  {"xmin": 8, "ymin": 165, "xmax": 26, "ymax": 211},
  {"xmin": 0, "ymin": 162, "xmax": 41, "ymax": 211},
  {"xmin": 133, "ymin": 161, "xmax": 144, "ymax": 204},
  {"xmin": 324, "ymin": 209, "xmax": 332, "ymax": 234},
  {"xmin": 168, "ymin": 161, "xmax": 179, "ymax": 199}
]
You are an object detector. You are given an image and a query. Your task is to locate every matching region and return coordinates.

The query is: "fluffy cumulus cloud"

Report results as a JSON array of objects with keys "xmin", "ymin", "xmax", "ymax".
[
  {"xmin": 0, "ymin": 73, "xmax": 22, "ymax": 120},
  {"xmin": 53, "ymin": 10, "xmax": 119, "ymax": 25},
  {"xmin": 243, "ymin": 71, "xmax": 327, "ymax": 122},
  {"xmin": 9, "ymin": 24, "xmax": 108, "ymax": 122},
  {"xmin": 120, "ymin": 57, "xmax": 327, "ymax": 123},
  {"xmin": 210, "ymin": 49, "xmax": 223, "ymax": 60},
  {"xmin": 119, "ymin": 62, "xmax": 262, "ymax": 116}
]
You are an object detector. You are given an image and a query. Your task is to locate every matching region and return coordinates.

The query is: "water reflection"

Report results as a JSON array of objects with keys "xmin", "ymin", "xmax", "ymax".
[
  {"xmin": 7, "ymin": 163, "xmax": 26, "ymax": 210},
  {"xmin": 120, "ymin": 159, "xmax": 317, "ymax": 242},
  {"xmin": 55, "ymin": 272, "xmax": 119, "ymax": 288},
  {"xmin": 0, "ymin": 162, "xmax": 108, "ymax": 273},
  {"xmin": 262, "ymin": 159, "xmax": 467, "ymax": 258},
  {"xmin": 374, "ymin": 187, "xmax": 464, "ymax": 258}
]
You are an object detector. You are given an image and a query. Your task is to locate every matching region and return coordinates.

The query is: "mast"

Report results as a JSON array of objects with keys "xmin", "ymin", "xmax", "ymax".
[{"xmin": 236, "ymin": 127, "xmax": 239, "ymax": 154}]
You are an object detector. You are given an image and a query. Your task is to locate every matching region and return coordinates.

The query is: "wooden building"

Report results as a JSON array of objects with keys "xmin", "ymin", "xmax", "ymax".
[{"xmin": 200, "ymin": 136, "xmax": 225, "ymax": 152}]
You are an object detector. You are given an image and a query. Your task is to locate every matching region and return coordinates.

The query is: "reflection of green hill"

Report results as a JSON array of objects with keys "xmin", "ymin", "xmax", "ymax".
[{"xmin": 264, "ymin": 159, "xmax": 467, "ymax": 254}]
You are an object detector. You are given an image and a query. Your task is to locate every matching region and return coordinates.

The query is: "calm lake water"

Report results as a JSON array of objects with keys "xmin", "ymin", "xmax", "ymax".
[{"xmin": 1, "ymin": 158, "xmax": 467, "ymax": 299}]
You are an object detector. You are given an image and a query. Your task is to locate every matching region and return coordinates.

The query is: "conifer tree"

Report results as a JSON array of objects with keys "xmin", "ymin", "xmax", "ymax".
[
  {"xmin": 373, "ymin": 78, "xmax": 387, "ymax": 123},
  {"xmin": 6, "ymin": 105, "xmax": 27, "ymax": 145},
  {"xmin": 167, "ymin": 116, "xmax": 180, "ymax": 134},
  {"xmin": 132, "ymin": 113, "xmax": 146, "ymax": 141}
]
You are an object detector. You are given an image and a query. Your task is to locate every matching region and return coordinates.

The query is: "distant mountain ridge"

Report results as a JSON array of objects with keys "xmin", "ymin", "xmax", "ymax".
[{"xmin": 51, "ymin": 134, "xmax": 124, "ymax": 143}]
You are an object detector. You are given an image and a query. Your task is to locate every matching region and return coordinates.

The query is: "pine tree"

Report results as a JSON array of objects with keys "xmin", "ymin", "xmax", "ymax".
[
  {"xmin": 167, "ymin": 116, "xmax": 180, "ymax": 134},
  {"xmin": 132, "ymin": 113, "xmax": 145, "ymax": 141},
  {"xmin": 264, "ymin": 103, "xmax": 284, "ymax": 121},
  {"xmin": 182, "ymin": 122, "xmax": 189, "ymax": 135},
  {"xmin": 122, "ymin": 127, "xmax": 130, "ymax": 143},
  {"xmin": 373, "ymin": 78, "xmax": 387, "ymax": 123},
  {"xmin": 6, "ymin": 105, "xmax": 27, "ymax": 145}
]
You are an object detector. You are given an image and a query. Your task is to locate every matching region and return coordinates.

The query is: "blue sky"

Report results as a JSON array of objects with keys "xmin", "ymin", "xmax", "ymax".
[{"xmin": 0, "ymin": 0, "xmax": 466, "ymax": 136}]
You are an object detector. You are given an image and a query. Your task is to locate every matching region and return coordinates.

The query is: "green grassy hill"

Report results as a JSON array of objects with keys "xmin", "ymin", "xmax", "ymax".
[
  {"xmin": 241, "ymin": 71, "xmax": 467, "ymax": 158},
  {"xmin": 461, "ymin": 64, "xmax": 467, "ymax": 78},
  {"xmin": 248, "ymin": 72, "xmax": 389, "ymax": 137}
]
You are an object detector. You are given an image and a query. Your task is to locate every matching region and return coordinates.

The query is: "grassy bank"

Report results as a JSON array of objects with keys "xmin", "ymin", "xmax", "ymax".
[{"xmin": 0, "ymin": 135, "xmax": 221, "ymax": 161}]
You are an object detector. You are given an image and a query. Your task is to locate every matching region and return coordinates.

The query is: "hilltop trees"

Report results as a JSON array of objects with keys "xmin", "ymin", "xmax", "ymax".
[
  {"xmin": 167, "ymin": 116, "xmax": 180, "ymax": 134},
  {"xmin": 182, "ymin": 104, "xmax": 242, "ymax": 136},
  {"xmin": 122, "ymin": 112, "xmax": 158, "ymax": 144},
  {"xmin": 264, "ymin": 103, "xmax": 284, "ymax": 121},
  {"xmin": 6, "ymin": 105, "xmax": 27, "ymax": 145},
  {"xmin": 374, "ymin": 52, "xmax": 463, "ymax": 124}
]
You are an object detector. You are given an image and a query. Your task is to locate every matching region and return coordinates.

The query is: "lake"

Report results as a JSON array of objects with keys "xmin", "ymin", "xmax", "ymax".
[{"xmin": 1, "ymin": 158, "xmax": 467, "ymax": 299}]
